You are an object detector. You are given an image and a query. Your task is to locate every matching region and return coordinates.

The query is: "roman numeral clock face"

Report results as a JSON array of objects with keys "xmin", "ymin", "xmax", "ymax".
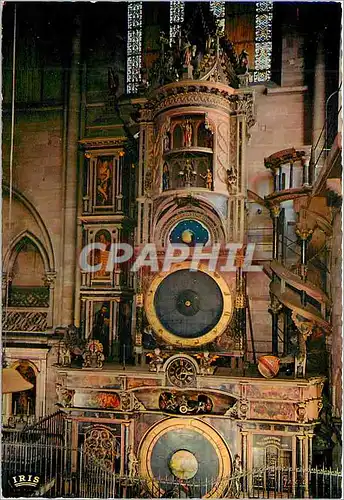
[{"xmin": 145, "ymin": 263, "xmax": 233, "ymax": 348}]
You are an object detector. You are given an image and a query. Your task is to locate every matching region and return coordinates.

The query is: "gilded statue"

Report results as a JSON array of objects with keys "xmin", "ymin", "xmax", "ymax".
[{"xmin": 200, "ymin": 168, "xmax": 213, "ymax": 189}]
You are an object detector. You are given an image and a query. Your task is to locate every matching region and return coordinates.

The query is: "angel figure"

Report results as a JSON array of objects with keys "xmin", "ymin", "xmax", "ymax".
[
  {"xmin": 195, "ymin": 351, "xmax": 218, "ymax": 375},
  {"xmin": 147, "ymin": 348, "xmax": 165, "ymax": 372}
]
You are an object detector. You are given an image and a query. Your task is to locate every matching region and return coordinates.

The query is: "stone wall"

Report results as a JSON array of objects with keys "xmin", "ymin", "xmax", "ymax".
[{"xmin": 330, "ymin": 209, "xmax": 342, "ymax": 418}]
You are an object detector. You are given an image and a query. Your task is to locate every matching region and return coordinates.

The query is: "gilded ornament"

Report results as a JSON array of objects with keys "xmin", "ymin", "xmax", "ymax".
[
  {"xmin": 269, "ymin": 205, "xmax": 281, "ymax": 218},
  {"xmin": 295, "ymin": 227, "xmax": 314, "ymax": 241}
]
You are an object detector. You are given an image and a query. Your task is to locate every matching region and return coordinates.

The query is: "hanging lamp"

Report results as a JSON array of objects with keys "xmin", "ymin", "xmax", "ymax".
[
  {"xmin": 2, "ymin": 5, "xmax": 34, "ymax": 395},
  {"xmin": 2, "ymin": 367, "xmax": 34, "ymax": 394}
]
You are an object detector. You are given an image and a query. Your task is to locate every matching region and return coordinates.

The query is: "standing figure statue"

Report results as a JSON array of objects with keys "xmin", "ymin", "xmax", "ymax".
[
  {"xmin": 163, "ymin": 130, "xmax": 171, "ymax": 152},
  {"xmin": 92, "ymin": 304, "xmax": 110, "ymax": 358},
  {"xmin": 159, "ymin": 31, "xmax": 169, "ymax": 56},
  {"xmin": 179, "ymin": 158, "xmax": 196, "ymax": 187},
  {"xmin": 231, "ymin": 454, "xmax": 243, "ymax": 498},
  {"xmin": 200, "ymin": 168, "xmax": 213, "ymax": 190},
  {"xmin": 162, "ymin": 162, "xmax": 170, "ymax": 191},
  {"xmin": 238, "ymin": 49, "xmax": 249, "ymax": 74},
  {"xmin": 128, "ymin": 446, "xmax": 139, "ymax": 478},
  {"xmin": 183, "ymin": 120, "xmax": 193, "ymax": 147},
  {"xmin": 206, "ymin": 34, "xmax": 215, "ymax": 55},
  {"xmin": 182, "ymin": 37, "xmax": 192, "ymax": 67}
]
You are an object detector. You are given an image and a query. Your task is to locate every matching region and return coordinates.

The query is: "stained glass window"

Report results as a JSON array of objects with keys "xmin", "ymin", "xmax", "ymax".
[
  {"xmin": 254, "ymin": 1, "xmax": 273, "ymax": 82},
  {"xmin": 170, "ymin": 1, "xmax": 184, "ymax": 45},
  {"xmin": 210, "ymin": 1, "xmax": 226, "ymax": 36},
  {"xmin": 127, "ymin": 1, "xmax": 143, "ymax": 94}
]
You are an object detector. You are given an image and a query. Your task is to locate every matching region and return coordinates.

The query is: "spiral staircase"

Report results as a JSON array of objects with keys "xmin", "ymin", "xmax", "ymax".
[{"xmin": 260, "ymin": 145, "xmax": 340, "ymax": 376}]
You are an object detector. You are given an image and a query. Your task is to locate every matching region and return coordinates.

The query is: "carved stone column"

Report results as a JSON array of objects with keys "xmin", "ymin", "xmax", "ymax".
[
  {"xmin": 302, "ymin": 156, "xmax": 311, "ymax": 186},
  {"xmin": 303, "ymin": 432, "xmax": 309, "ymax": 497},
  {"xmin": 307, "ymin": 431, "xmax": 314, "ymax": 468},
  {"xmin": 241, "ymin": 430, "xmax": 248, "ymax": 495},
  {"xmin": 43, "ymin": 271, "xmax": 57, "ymax": 328},
  {"xmin": 297, "ymin": 434, "xmax": 305, "ymax": 496},
  {"xmin": 312, "ymin": 33, "xmax": 325, "ymax": 167},
  {"xmin": 269, "ymin": 294, "xmax": 283, "ymax": 355},
  {"xmin": 2, "ymin": 272, "xmax": 12, "ymax": 305},
  {"xmin": 61, "ymin": 14, "xmax": 82, "ymax": 325},
  {"xmin": 270, "ymin": 205, "xmax": 281, "ymax": 261},
  {"xmin": 234, "ymin": 251, "xmax": 247, "ymax": 351},
  {"xmin": 296, "ymin": 227, "xmax": 314, "ymax": 279},
  {"xmin": 295, "ymin": 227, "xmax": 314, "ymax": 306}
]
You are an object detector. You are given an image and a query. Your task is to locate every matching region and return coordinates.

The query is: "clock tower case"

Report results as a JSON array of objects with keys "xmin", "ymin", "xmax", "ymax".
[{"xmin": 132, "ymin": 13, "xmax": 256, "ymax": 371}]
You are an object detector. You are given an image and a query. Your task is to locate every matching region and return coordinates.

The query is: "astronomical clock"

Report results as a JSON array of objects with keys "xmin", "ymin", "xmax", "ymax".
[
  {"xmin": 130, "ymin": 9, "xmax": 255, "ymax": 497},
  {"xmin": 63, "ymin": 8, "xmax": 323, "ymax": 498}
]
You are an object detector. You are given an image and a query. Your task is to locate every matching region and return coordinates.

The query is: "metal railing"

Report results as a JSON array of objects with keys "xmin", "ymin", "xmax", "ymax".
[
  {"xmin": 1, "ymin": 436, "xmax": 342, "ymax": 498},
  {"xmin": 311, "ymin": 86, "xmax": 342, "ymax": 177},
  {"xmin": 279, "ymin": 234, "xmax": 329, "ymax": 296}
]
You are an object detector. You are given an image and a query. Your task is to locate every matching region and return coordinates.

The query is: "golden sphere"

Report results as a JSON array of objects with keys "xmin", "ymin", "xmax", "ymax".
[
  {"xmin": 169, "ymin": 450, "xmax": 198, "ymax": 480},
  {"xmin": 181, "ymin": 230, "xmax": 193, "ymax": 244}
]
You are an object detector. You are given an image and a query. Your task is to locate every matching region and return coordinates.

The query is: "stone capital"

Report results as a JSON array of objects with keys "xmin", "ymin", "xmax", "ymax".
[
  {"xmin": 295, "ymin": 227, "xmax": 314, "ymax": 241},
  {"xmin": 269, "ymin": 205, "xmax": 281, "ymax": 219},
  {"xmin": 43, "ymin": 271, "xmax": 57, "ymax": 287},
  {"xmin": 269, "ymin": 294, "xmax": 283, "ymax": 315}
]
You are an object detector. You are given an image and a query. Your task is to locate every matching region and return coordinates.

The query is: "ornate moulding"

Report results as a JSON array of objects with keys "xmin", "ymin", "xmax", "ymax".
[
  {"xmin": 79, "ymin": 137, "xmax": 127, "ymax": 150},
  {"xmin": 136, "ymin": 81, "xmax": 255, "ymax": 127}
]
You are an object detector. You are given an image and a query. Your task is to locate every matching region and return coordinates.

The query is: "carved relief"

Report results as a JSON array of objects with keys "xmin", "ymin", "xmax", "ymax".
[
  {"xmin": 82, "ymin": 340, "xmax": 105, "ymax": 369},
  {"xmin": 216, "ymin": 121, "xmax": 229, "ymax": 185},
  {"xmin": 235, "ymin": 93, "xmax": 256, "ymax": 129},
  {"xmin": 295, "ymin": 402, "xmax": 307, "ymax": 423},
  {"xmin": 225, "ymin": 401, "xmax": 238, "ymax": 418},
  {"xmin": 238, "ymin": 399, "xmax": 249, "ymax": 419},
  {"xmin": 147, "ymin": 348, "xmax": 166, "ymax": 373},
  {"xmin": 251, "ymin": 401, "xmax": 295, "ymax": 421},
  {"xmin": 194, "ymin": 351, "xmax": 218, "ymax": 375},
  {"xmin": 151, "ymin": 125, "xmax": 164, "ymax": 192},
  {"xmin": 56, "ymin": 383, "xmax": 75, "ymax": 407},
  {"xmin": 152, "ymin": 92, "xmax": 232, "ymax": 117},
  {"xmin": 119, "ymin": 391, "xmax": 146, "ymax": 412},
  {"xmin": 159, "ymin": 391, "xmax": 213, "ymax": 415}
]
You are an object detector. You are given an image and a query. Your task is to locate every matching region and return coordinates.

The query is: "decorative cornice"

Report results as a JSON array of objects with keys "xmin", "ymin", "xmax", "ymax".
[
  {"xmin": 265, "ymin": 85, "xmax": 308, "ymax": 96},
  {"xmin": 139, "ymin": 82, "xmax": 255, "ymax": 127},
  {"xmin": 265, "ymin": 148, "xmax": 305, "ymax": 170},
  {"xmin": 79, "ymin": 137, "xmax": 127, "ymax": 149},
  {"xmin": 265, "ymin": 186, "xmax": 312, "ymax": 203}
]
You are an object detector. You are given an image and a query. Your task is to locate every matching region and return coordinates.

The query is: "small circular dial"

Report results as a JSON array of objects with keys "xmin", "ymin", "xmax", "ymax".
[{"xmin": 166, "ymin": 357, "xmax": 197, "ymax": 388}]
